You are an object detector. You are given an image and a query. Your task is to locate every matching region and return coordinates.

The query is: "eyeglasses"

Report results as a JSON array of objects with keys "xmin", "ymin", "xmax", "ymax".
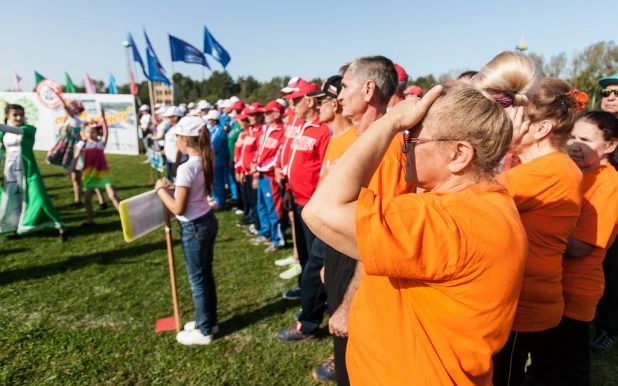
[
  {"xmin": 601, "ymin": 89, "xmax": 618, "ymax": 98},
  {"xmin": 402, "ymin": 131, "xmax": 458, "ymax": 145}
]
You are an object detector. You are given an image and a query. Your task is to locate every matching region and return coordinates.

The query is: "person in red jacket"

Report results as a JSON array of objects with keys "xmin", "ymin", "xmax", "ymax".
[
  {"xmin": 235, "ymin": 103, "xmax": 265, "ymax": 232},
  {"xmin": 249, "ymin": 100, "xmax": 287, "ymax": 253},
  {"xmin": 275, "ymin": 81, "xmax": 331, "ymax": 326}
]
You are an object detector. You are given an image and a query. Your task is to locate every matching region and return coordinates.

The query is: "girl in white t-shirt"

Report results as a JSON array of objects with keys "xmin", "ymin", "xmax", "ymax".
[{"xmin": 155, "ymin": 116, "xmax": 218, "ymax": 346}]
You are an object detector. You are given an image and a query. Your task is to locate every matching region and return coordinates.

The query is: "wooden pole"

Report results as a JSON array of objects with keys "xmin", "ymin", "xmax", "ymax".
[{"xmin": 164, "ymin": 209, "xmax": 181, "ymax": 332}]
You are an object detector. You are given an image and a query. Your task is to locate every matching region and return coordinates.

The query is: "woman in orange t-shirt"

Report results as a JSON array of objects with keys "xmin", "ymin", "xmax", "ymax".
[
  {"xmin": 302, "ymin": 71, "xmax": 532, "ymax": 385},
  {"xmin": 492, "ymin": 79, "xmax": 584, "ymax": 386},
  {"xmin": 526, "ymin": 111, "xmax": 618, "ymax": 386}
]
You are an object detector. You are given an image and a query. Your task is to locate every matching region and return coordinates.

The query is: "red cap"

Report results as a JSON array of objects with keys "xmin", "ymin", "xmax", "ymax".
[
  {"xmin": 236, "ymin": 113, "xmax": 249, "ymax": 121},
  {"xmin": 246, "ymin": 102, "xmax": 265, "ymax": 114},
  {"xmin": 281, "ymin": 77, "xmax": 308, "ymax": 94},
  {"xmin": 403, "ymin": 85, "xmax": 423, "ymax": 97},
  {"xmin": 230, "ymin": 100, "xmax": 245, "ymax": 111},
  {"xmin": 394, "ymin": 63, "xmax": 408, "ymax": 83},
  {"xmin": 283, "ymin": 107, "xmax": 294, "ymax": 117},
  {"xmin": 264, "ymin": 100, "xmax": 285, "ymax": 115},
  {"xmin": 282, "ymin": 82, "xmax": 319, "ymax": 100}
]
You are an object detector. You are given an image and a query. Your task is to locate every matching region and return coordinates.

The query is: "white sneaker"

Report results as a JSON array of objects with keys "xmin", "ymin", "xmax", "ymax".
[
  {"xmin": 176, "ymin": 329, "xmax": 213, "ymax": 345},
  {"xmin": 279, "ymin": 263, "xmax": 302, "ymax": 280},
  {"xmin": 183, "ymin": 321, "xmax": 219, "ymax": 334},
  {"xmin": 235, "ymin": 209, "xmax": 244, "ymax": 215},
  {"xmin": 274, "ymin": 256, "xmax": 297, "ymax": 267}
]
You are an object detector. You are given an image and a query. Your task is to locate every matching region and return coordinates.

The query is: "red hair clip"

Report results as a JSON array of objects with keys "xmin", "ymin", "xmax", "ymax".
[{"xmin": 567, "ymin": 89, "xmax": 589, "ymax": 113}]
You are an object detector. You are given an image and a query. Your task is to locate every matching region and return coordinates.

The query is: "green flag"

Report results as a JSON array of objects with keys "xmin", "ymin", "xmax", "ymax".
[
  {"xmin": 34, "ymin": 71, "xmax": 45, "ymax": 86},
  {"xmin": 65, "ymin": 72, "xmax": 77, "ymax": 93}
]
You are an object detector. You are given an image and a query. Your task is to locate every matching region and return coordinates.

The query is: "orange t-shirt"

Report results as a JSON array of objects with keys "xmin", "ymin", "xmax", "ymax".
[
  {"xmin": 563, "ymin": 163, "xmax": 618, "ymax": 322},
  {"xmin": 319, "ymin": 126, "xmax": 357, "ymax": 183},
  {"xmin": 366, "ymin": 132, "xmax": 412, "ymax": 197},
  {"xmin": 497, "ymin": 151, "xmax": 583, "ymax": 332},
  {"xmin": 348, "ymin": 182, "xmax": 527, "ymax": 386}
]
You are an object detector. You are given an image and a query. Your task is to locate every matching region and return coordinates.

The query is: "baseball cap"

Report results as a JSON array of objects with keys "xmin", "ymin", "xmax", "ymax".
[
  {"xmin": 205, "ymin": 110, "xmax": 221, "ymax": 121},
  {"xmin": 229, "ymin": 96, "xmax": 240, "ymax": 103},
  {"xmin": 281, "ymin": 77, "xmax": 308, "ymax": 94},
  {"xmin": 171, "ymin": 116, "xmax": 206, "ymax": 137},
  {"xmin": 155, "ymin": 104, "xmax": 168, "ymax": 114},
  {"xmin": 246, "ymin": 102, "xmax": 265, "ymax": 114},
  {"xmin": 394, "ymin": 64, "xmax": 408, "ymax": 83},
  {"xmin": 306, "ymin": 75, "xmax": 342, "ymax": 99},
  {"xmin": 264, "ymin": 100, "xmax": 285, "ymax": 115},
  {"xmin": 189, "ymin": 108, "xmax": 200, "ymax": 116},
  {"xmin": 599, "ymin": 72, "xmax": 618, "ymax": 88},
  {"xmin": 221, "ymin": 99, "xmax": 233, "ymax": 109},
  {"xmin": 230, "ymin": 100, "xmax": 245, "ymax": 111},
  {"xmin": 187, "ymin": 102, "xmax": 196, "ymax": 109},
  {"xmin": 276, "ymin": 98, "xmax": 288, "ymax": 108},
  {"xmin": 139, "ymin": 104, "xmax": 150, "ymax": 111},
  {"xmin": 216, "ymin": 99, "xmax": 223, "ymax": 107},
  {"xmin": 178, "ymin": 106, "xmax": 188, "ymax": 116},
  {"xmin": 198, "ymin": 100, "xmax": 212, "ymax": 110},
  {"xmin": 282, "ymin": 82, "xmax": 319, "ymax": 100},
  {"xmin": 403, "ymin": 85, "xmax": 423, "ymax": 97},
  {"xmin": 154, "ymin": 103, "xmax": 161, "ymax": 109},
  {"xmin": 283, "ymin": 107, "xmax": 294, "ymax": 117},
  {"xmin": 236, "ymin": 112, "xmax": 249, "ymax": 121},
  {"xmin": 162, "ymin": 106, "xmax": 183, "ymax": 118}
]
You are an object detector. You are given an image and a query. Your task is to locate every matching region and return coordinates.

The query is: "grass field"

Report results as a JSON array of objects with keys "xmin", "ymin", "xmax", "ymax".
[{"xmin": 1, "ymin": 152, "xmax": 617, "ymax": 385}]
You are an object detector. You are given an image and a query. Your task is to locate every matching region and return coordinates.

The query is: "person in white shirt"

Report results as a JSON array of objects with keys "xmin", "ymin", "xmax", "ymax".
[
  {"xmin": 155, "ymin": 116, "xmax": 219, "ymax": 346},
  {"xmin": 161, "ymin": 106, "xmax": 184, "ymax": 181},
  {"xmin": 138, "ymin": 105, "xmax": 153, "ymax": 162}
]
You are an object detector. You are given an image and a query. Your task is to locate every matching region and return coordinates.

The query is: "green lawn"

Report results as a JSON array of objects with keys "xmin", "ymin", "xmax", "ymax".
[{"xmin": 1, "ymin": 152, "xmax": 617, "ymax": 385}]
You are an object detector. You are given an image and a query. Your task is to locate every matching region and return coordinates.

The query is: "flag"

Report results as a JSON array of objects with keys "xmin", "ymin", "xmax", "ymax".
[
  {"xmin": 84, "ymin": 73, "xmax": 96, "ymax": 94},
  {"xmin": 130, "ymin": 73, "xmax": 138, "ymax": 96},
  {"xmin": 65, "ymin": 72, "xmax": 77, "ymax": 93},
  {"xmin": 109, "ymin": 74, "xmax": 118, "ymax": 94},
  {"xmin": 203, "ymin": 25, "xmax": 231, "ymax": 69},
  {"xmin": 128, "ymin": 33, "xmax": 149, "ymax": 80},
  {"xmin": 144, "ymin": 30, "xmax": 171, "ymax": 87},
  {"xmin": 169, "ymin": 34, "xmax": 210, "ymax": 69},
  {"xmin": 34, "ymin": 71, "xmax": 46, "ymax": 86},
  {"xmin": 13, "ymin": 72, "xmax": 22, "ymax": 92}
]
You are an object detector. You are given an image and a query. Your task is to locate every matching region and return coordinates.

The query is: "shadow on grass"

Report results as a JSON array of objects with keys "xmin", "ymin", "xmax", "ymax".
[
  {"xmin": 1, "ymin": 248, "xmax": 28, "ymax": 256},
  {"xmin": 217, "ymin": 297, "xmax": 298, "ymax": 338},
  {"xmin": 0, "ymin": 241, "xmax": 164, "ymax": 286},
  {"xmin": 113, "ymin": 185, "xmax": 154, "ymax": 192}
]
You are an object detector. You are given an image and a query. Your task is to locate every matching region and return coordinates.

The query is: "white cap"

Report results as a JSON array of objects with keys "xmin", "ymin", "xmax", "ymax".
[
  {"xmin": 139, "ymin": 105, "xmax": 150, "ymax": 111},
  {"xmin": 276, "ymin": 98, "xmax": 288, "ymax": 108},
  {"xmin": 155, "ymin": 104, "xmax": 168, "ymax": 114},
  {"xmin": 216, "ymin": 99, "xmax": 223, "ymax": 106},
  {"xmin": 205, "ymin": 110, "xmax": 221, "ymax": 121},
  {"xmin": 221, "ymin": 99, "xmax": 232, "ymax": 108},
  {"xmin": 198, "ymin": 100, "xmax": 212, "ymax": 110},
  {"xmin": 178, "ymin": 106, "xmax": 188, "ymax": 116},
  {"xmin": 189, "ymin": 108, "xmax": 200, "ymax": 116},
  {"xmin": 171, "ymin": 116, "xmax": 205, "ymax": 137},
  {"xmin": 188, "ymin": 102, "xmax": 196, "ymax": 109},
  {"xmin": 162, "ymin": 106, "xmax": 183, "ymax": 118},
  {"xmin": 154, "ymin": 103, "xmax": 161, "ymax": 109},
  {"xmin": 229, "ymin": 96, "xmax": 240, "ymax": 103}
]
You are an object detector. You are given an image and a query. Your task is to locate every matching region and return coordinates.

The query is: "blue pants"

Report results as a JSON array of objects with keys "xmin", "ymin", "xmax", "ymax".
[
  {"xmin": 256, "ymin": 175, "xmax": 284, "ymax": 247},
  {"xmin": 213, "ymin": 166, "xmax": 226, "ymax": 207},
  {"xmin": 179, "ymin": 211, "xmax": 219, "ymax": 336},
  {"xmin": 225, "ymin": 164, "xmax": 238, "ymax": 201}
]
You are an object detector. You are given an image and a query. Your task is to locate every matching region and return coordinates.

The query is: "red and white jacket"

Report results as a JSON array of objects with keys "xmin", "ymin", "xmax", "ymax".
[
  {"xmin": 287, "ymin": 116, "xmax": 331, "ymax": 206},
  {"xmin": 234, "ymin": 124, "xmax": 264, "ymax": 175},
  {"xmin": 254, "ymin": 121, "xmax": 285, "ymax": 178},
  {"xmin": 276, "ymin": 114, "xmax": 305, "ymax": 176}
]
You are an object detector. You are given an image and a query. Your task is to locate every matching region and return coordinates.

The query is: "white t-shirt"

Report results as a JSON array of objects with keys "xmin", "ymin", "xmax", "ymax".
[
  {"xmin": 140, "ymin": 114, "xmax": 153, "ymax": 132},
  {"xmin": 155, "ymin": 121, "xmax": 170, "ymax": 149},
  {"xmin": 164, "ymin": 127, "xmax": 178, "ymax": 163},
  {"xmin": 174, "ymin": 156, "xmax": 211, "ymax": 222}
]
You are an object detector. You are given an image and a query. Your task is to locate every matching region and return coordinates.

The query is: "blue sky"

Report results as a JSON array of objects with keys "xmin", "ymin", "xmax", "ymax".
[{"xmin": 1, "ymin": 0, "xmax": 614, "ymax": 91}]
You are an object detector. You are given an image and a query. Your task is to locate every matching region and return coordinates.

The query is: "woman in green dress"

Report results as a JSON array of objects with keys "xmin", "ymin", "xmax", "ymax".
[{"xmin": 0, "ymin": 104, "xmax": 68, "ymax": 242}]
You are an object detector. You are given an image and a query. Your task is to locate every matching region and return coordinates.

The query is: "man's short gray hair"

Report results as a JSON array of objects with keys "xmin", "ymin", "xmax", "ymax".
[{"xmin": 339, "ymin": 56, "xmax": 398, "ymax": 103}]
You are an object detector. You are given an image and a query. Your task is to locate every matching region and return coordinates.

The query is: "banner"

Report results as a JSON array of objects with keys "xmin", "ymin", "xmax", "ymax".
[
  {"xmin": 0, "ymin": 92, "xmax": 139, "ymax": 155},
  {"xmin": 169, "ymin": 34, "xmax": 210, "ymax": 68}
]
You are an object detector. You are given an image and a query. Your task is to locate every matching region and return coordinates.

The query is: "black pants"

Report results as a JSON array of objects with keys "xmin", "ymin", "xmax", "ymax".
[
  {"xmin": 293, "ymin": 204, "xmax": 316, "ymax": 287},
  {"xmin": 240, "ymin": 176, "xmax": 258, "ymax": 229},
  {"xmin": 298, "ymin": 238, "xmax": 327, "ymax": 335},
  {"xmin": 492, "ymin": 329, "xmax": 554, "ymax": 386},
  {"xmin": 524, "ymin": 316, "xmax": 590, "ymax": 386},
  {"xmin": 596, "ymin": 239, "xmax": 618, "ymax": 336},
  {"xmin": 324, "ymin": 244, "xmax": 358, "ymax": 386}
]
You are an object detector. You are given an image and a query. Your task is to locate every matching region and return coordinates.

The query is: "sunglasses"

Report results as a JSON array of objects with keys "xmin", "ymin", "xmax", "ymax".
[
  {"xmin": 402, "ymin": 131, "xmax": 457, "ymax": 145},
  {"xmin": 601, "ymin": 89, "xmax": 618, "ymax": 98}
]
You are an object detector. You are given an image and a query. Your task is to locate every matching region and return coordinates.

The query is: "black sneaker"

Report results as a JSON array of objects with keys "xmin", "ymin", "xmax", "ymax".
[
  {"xmin": 97, "ymin": 202, "xmax": 108, "ymax": 211},
  {"xmin": 283, "ymin": 286, "xmax": 301, "ymax": 300},
  {"xmin": 275, "ymin": 325, "xmax": 318, "ymax": 343},
  {"xmin": 236, "ymin": 218, "xmax": 250, "ymax": 227},
  {"xmin": 591, "ymin": 328, "xmax": 617, "ymax": 353}
]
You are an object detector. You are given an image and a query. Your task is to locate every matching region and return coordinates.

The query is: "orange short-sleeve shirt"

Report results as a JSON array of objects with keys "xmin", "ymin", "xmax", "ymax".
[
  {"xmin": 348, "ymin": 182, "xmax": 527, "ymax": 386},
  {"xmin": 497, "ymin": 151, "xmax": 583, "ymax": 331},
  {"xmin": 563, "ymin": 163, "xmax": 618, "ymax": 321},
  {"xmin": 319, "ymin": 127, "xmax": 357, "ymax": 183}
]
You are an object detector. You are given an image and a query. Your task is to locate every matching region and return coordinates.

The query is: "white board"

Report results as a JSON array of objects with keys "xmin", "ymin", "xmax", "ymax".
[{"xmin": 119, "ymin": 190, "xmax": 167, "ymax": 242}]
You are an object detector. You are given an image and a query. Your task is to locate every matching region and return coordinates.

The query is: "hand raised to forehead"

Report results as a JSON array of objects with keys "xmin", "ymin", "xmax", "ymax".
[{"xmin": 384, "ymin": 85, "xmax": 443, "ymax": 133}]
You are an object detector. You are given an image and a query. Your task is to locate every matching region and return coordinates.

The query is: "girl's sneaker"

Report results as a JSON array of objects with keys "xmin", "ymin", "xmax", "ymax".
[
  {"xmin": 183, "ymin": 321, "xmax": 219, "ymax": 335},
  {"xmin": 176, "ymin": 329, "xmax": 213, "ymax": 345},
  {"xmin": 279, "ymin": 264, "xmax": 302, "ymax": 280},
  {"xmin": 274, "ymin": 256, "xmax": 296, "ymax": 266}
]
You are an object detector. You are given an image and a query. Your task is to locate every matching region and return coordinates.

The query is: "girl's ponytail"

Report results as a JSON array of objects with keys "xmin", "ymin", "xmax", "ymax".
[{"xmin": 198, "ymin": 126, "xmax": 215, "ymax": 196}]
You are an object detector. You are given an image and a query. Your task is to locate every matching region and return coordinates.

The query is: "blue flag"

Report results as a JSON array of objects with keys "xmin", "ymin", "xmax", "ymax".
[
  {"xmin": 128, "ymin": 33, "xmax": 148, "ymax": 79},
  {"xmin": 144, "ymin": 30, "xmax": 171, "ymax": 87},
  {"xmin": 108, "ymin": 74, "xmax": 118, "ymax": 94},
  {"xmin": 203, "ymin": 25, "xmax": 231, "ymax": 69},
  {"xmin": 169, "ymin": 34, "xmax": 210, "ymax": 69}
]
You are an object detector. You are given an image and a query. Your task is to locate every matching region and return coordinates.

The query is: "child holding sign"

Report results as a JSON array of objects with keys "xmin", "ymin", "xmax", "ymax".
[{"xmin": 155, "ymin": 116, "xmax": 219, "ymax": 345}]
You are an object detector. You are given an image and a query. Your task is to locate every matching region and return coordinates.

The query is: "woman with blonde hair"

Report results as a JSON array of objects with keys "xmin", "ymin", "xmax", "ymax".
[
  {"xmin": 492, "ymin": 78, "xmax": 584, "ymax": 386},
  {"xmin": 301, "ymin": 52, "xmax": 540, "ymax": 385}
]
